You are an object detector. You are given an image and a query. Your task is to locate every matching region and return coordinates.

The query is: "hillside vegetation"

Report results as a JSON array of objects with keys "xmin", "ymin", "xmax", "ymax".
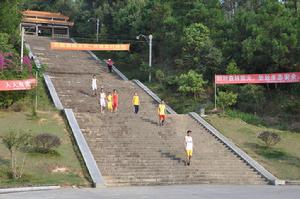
[{"xmin": 21, "ymin": 0, "xmax": 300, "ymax": 131}]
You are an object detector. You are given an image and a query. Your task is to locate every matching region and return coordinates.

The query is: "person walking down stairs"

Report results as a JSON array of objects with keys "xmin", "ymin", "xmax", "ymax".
[
  {"xmin": 99, "ymin": 88, "xmax": 106, "ymax": 113},
  {"xmin": 158, "ymin": 100, "xmax": 166, "ymax": 126},
  {"xmin": 185, "ymin": 130, "xmax": 193, "ymax": 166},
  {"xmin": 107, "ymin": 92, "xmax": 113, "ymax": 113},
  {"xmin": 112, "ymin": 89, "xmax": 118, "ymax": 112},
  {"xmin": 132, "ymin": 92, "xmax": 140, "ymax": 114},
  {"xmin": 91, "ymin": 74, "xmax": 97, "ymax": 96},
  {"xmin": 106, "ymin": 58, "xmax": 113, "ymax": 73}
]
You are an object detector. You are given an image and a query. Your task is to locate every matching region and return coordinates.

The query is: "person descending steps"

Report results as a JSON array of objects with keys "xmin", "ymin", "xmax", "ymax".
[
  {"xmin": 91, "ymin": 74, "xmax": 97, "ymax": 96},
  {"xmin": 99, "ymin": 88, "xmax": 106, "ymax": 113},
  {"xmin": 112, "ymin": 89, "xmax": 118, "ymax": 112},
  {"xmin": 107, "ymin": 92, "xmax": 113, "ymax": 113},
  {"xmin": 185, "ymin": 130, "xmax": 193, "ymax": 166},
  {"xmin": 106, "ymin": 58, "xmax": 113, "ymax": 73},
  {"xmin": 132, "ymin": 92, "xmax": 140, "ymax": 114},
  {"xmin": 158, "ymin": 100, "xmax": 166, "ymax": 126}
]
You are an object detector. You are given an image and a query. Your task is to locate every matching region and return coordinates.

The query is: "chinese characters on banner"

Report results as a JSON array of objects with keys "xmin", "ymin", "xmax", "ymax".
[
  {"xmin": 0, "ymin": 78, "xmax": 37, "ymax": 91},
  {"xmin": 50, "ymin": 42, "xmax": 130, "ymax": 51},
  {"xmin": 215, "ymin": 72, "xmax": 300, "ymax": 85}
]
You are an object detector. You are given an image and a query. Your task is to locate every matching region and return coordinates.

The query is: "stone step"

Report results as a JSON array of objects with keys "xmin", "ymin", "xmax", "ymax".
[
  {"xmin": 103, "ymin": 178, "xmax": 266, "ymax": 186},
  {"xmin": 101, "ymin": 173, "xmax": 264, "ymax": 181},
  {"xmin": 100, "ymin": 168, "xmax": 259, "ymax": 175}
]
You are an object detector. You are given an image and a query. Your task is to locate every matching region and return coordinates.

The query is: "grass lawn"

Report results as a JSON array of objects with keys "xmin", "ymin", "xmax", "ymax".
[
  {"xmin": 0, "ymin": 80, "xmax": 91, "ymax": 188},
  {"xmin": 0, "ymin": 111, "xmax": 91, "ymax": 188},
  {"xmin": 205, "ymin": 114, "xmax": 300, "ymax": 180}
]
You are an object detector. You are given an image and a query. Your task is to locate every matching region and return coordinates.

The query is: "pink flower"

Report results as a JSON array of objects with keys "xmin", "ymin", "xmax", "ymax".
[
  {"xmin": 0, "ymin": 53, "xmax": 6, "ymax": 70},
  {"xmin": 23, "ymin": 56, "xmax": 32, "ymax": 71}
]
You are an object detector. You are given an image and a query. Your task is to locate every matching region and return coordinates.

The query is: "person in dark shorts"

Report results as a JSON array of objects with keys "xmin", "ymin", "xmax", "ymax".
[
  {"xmin": 106, "ymin": 58, "xmax": 113, "ymax": 73},
  {"xmin": 132, "ymin": 92, "xmax": 140, "ymax": 114}
]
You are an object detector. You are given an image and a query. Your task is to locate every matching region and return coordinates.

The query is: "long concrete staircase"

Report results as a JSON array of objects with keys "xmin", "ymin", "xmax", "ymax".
[{"xmin": 26, "ymin": 35, "xmax": 268, "ymax": 186}]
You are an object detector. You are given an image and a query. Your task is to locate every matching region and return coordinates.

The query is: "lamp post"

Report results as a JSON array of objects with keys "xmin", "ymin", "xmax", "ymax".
[
  {"xmin": 136, "ymin": 34, "xmax": 153, "ymax": 83},
  {"xmin": 88, "ymin": 18, "xmax": 100, "ymax": 42},
  {"xmin": 20, "ymin": 27, "xmax": 25, "ymax": 71}
]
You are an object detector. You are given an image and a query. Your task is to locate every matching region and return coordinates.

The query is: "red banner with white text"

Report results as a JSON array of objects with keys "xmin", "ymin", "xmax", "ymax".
[
  {"xmin": 215, "ymin": 72, "xmax": 300, "ymax": 85},
  {"xmin": 0, "ymin": 78, "xmax": 37, "ymax": 91}
]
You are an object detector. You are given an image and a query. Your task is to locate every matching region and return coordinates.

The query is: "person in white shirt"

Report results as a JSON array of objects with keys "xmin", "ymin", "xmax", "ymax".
[
  {"xmin": 185, "ymin": 130, "xmax": 193, "ymax": 166},
  {"xmin": 99, "ymin": 88, "xmax": 106, "ymax": 113},
  {"xmin": 91, "ymin": 74, "xmax": 97, "ymax": 96}
]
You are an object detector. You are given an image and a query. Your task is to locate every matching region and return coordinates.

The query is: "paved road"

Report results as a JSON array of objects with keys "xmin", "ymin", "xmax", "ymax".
[{"xmin": 1, "ymin": 185, "xmax": 299, "ymax": 199}]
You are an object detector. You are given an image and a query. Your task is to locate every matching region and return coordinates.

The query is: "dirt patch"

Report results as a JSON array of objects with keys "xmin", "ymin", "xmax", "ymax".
[
  {"xmin": 52, "ymin": 166, "xmax": 70, "ymax": 173},
  {"xmin": 38, "ymin": 118, "xmax": 48, "ymax": 124},
  {"xmin": 53, "ymin": 113, "xmax": 64, "ymax": 124}
]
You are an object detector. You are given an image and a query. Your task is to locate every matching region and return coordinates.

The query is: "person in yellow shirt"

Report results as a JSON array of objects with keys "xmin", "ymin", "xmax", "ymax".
[
  {"xmin": 132, "ymin": 92, "xmax": 140, "ymax": 114},
  {"xmin": 158, "ymin": 100, "xmax": 166, "ymax": 126},
  {"xmin": 107, "ymin": 92, "xmax": 113, "ymax": 113}
]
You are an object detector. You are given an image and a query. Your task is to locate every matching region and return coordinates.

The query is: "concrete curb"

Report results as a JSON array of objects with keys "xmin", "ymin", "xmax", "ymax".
[
  {"xmin": 43, "ymin": 74, "xmax": 64, "ymax": 110},
  {"xmin": 64, "ymin": 109, "xmax": 105, "ymax": 188},
  {"xmin": 0, "ymin": 186, "xmax": 60, "ymax": 194},
  {"xmin": 26, "ymin": 42, "xmax": 63, "ymax": 110},
  {"xmin": 189, "ymin": 112, "xmax": 284, "ymax": 185}
]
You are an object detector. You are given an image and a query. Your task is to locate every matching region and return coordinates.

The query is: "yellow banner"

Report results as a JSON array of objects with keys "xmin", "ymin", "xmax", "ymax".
[{"xmin": 50, "ymin": 42, "xmax": 130, "ymax": 51}]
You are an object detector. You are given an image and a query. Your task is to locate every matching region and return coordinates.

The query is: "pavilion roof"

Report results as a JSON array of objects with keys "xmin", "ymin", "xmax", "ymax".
[{"xmin": 22, "ymin": 10, "xmax": 74, "ymax": 26}]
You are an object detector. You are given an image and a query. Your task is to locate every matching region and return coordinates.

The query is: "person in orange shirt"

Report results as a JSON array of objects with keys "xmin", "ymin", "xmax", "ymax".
[
  {"xmin": 132, "ymin": 92, "xmax": 140, "ymax": 114},
  {"xmin": 112, "ymin": 89, "xmax": 118, "ymax": 112},
  {"xmin": 157, "ymin": 100, "xmax": 166, "ymax": 126}
]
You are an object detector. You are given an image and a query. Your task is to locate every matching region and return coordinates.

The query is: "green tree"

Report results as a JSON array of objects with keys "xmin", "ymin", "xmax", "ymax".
[
  {"xmin": 226, "ymin": 1, "xmax": 298, "ymax": 73},
  {"xmin": 237, "ymin": 84, "xmax": 266, "ymax": 113},
  {"xmin": 226, "ymin": 60, "xmax": 241, "ymax": 74},
  {"xmin": 1, "ymin": 131, "xmax": 32, "ymax": 179},
  {"xmin": 177, "ymin": 70, "xmax": 207, "ymax": 100},
  {"xmin": 155, "ymin": 69, "xmax": 165, "ymax": 85},
  {"xmin": 217, "ymin": 91, "xmax": 238, "ymax": 112},
  {"xmin": 182, "ymin": 23, "xmax": 223, "ymax": 79},
  {"xmin": 0, "ymin": 33, "xmax": 14, "ymax": 52}
]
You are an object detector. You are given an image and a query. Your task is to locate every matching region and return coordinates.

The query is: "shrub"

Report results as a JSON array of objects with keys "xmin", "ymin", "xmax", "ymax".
[
  {"xmin": 10, "ymin": 102, "xmax": 24, "ymax": 112},
  {"xmin": 155, "ymin": 69, "xmax": 165, "ymax": 85},
  {"xmin": 33, "ymin": 133, "xmax": 61, "ymax": 153},
  {"xmin": 177, "ymin": 70, "xmax": 207, "ymax": 99},
  {"xmin": 283, "ymin": 100, "xmax": 300, "ymax": 114},
  {"xmin": 227, "ymin": 109, "xmax": 264, "ymax": 126},
  {"xmin": 237, "ymin": 85, "xmax": 266, "ymax": 113},
  {"xmin": 217, "ymin": 91, "xmax": 238, "ymax": 112},
  {"xmin": 258, "ymin": 131, "xmax": 281, "ymax": 148}
]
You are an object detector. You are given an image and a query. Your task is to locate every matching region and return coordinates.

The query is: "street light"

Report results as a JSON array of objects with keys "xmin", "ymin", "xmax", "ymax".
[
  {"xmin": 88, "ymin": 18, "xmax": 100, "ymax": 42},
  {"xmin": 136, "ymin": 34, "xmax": 153, "ymax": 83}
]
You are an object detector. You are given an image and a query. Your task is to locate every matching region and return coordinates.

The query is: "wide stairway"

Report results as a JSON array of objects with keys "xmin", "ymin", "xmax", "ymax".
[{"xmin": 26, "ymin": 35, "xmax": 268, "ymax": 186}]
